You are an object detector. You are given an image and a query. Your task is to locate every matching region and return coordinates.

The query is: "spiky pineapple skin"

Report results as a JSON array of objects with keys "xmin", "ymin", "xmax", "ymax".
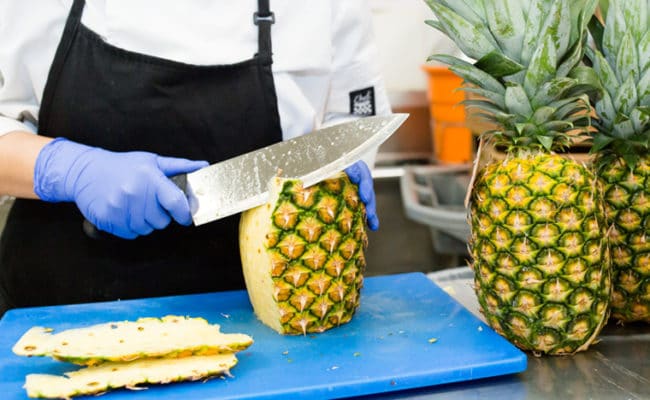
[
  {"xmin": 598, "ymin": 155, "xmax": 650, "ymax": 322},
  {"xmin": 586, "ymin": 0, "xmax": 650, "ymax": 323},
  {"xmin": 470, "ymin": 153, "xmax": 610, "ymax": 354},
  {"xmin": 240, "ymin": 173, "xmax": 367, "ymax": 335}
]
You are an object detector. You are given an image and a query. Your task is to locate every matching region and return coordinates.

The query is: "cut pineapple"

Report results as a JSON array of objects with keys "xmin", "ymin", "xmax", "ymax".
[
  {"xmin": 240, "ymin": 173, "xmax": 367, "ymax": 335},
  {"xmin": 13, "ymin": 315, "xmax": 253, "ymax": 366},
  {"xmin": 24, "ymin": 354, "xmax": 237, "ymax": 399}
]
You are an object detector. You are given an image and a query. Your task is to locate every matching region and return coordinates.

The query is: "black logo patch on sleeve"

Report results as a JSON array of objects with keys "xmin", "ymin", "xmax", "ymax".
[{"xmin": 349, "ymin": 87, "xmax": 375, "ymax": 116}]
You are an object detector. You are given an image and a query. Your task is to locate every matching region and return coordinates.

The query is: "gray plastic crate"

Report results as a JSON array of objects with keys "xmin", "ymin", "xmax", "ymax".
[{"xmin": 400, "ymin": 164, "xmax": 471, "ymax": 255}]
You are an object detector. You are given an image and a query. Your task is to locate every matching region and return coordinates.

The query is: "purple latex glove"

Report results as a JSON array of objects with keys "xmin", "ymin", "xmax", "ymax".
[
  {"xmin": 344, "ymin": 160, "xmax": 379, "ymax": 231},
  {"xmin": 34, "ymin": 137, "xmax": 208, "ymax": 239}
]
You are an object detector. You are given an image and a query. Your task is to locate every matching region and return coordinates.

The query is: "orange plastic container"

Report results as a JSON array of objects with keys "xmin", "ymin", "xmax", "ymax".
[{"xmin": 422, "ymin": 65, "xmax": 473, "ymax": 164}]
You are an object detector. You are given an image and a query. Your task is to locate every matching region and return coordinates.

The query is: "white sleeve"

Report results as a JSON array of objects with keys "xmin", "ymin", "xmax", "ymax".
[
  {"xmin": 323, "ymin": 0, "xmax": 392, "ymax": 167},
  {"xmin": 0, "ymin": 53, "xmax": 40, "ymax": 136},
  {"xmin": 0, "ymin": 1, "xmax": 68, "ymax": 137}
]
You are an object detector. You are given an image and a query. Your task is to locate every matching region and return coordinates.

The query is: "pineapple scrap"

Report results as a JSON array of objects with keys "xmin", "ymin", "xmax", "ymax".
[
  {"xmin": 13, "ymin": 315, "xmax": 253, "ymax": 366},
  {"xmin": 24, "ymin": 354, "xmax": 237, "ymax": 399}
]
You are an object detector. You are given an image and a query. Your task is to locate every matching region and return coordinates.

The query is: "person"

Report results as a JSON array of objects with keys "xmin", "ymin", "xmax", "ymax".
[{"xmin": 0, "ymin": 0, "xmax": 391, "ymax": 315}]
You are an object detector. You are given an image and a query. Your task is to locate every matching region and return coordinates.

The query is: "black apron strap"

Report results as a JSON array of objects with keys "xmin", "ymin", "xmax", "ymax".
[
  {"xmin": 254, "ymin": 0, "xmax": 274, "ymax": 61},
  {"xmin": 39, "ymin": 0, "xmax": 85, "ymax": 134}
]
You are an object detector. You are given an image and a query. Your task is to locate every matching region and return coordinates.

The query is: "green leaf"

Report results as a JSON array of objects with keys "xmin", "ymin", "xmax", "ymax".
[
  {"xmin": 602, "ymin": 0, "xmax": 627, "ymax": 68},
  {"xmin": 586, "ymin": 47, "xmax": 619, "ymax": 100},
  {"xmin": 524, "ymin": 33, "xmax": 557, "ymax": 97},
  {"xmin": 474, "ymin": 51, "xmax": 525, "ymax": 77},
  {"xmin": 623, "ymin": 0, "xmax": 647, "ymax": 42},
  {"xmin": 521, "ymin": 0, "xmax": 552, "ymax": 65},
  {"xmin": 612, "ymin": 113, "xmax": 635, "ymax": 139},
  {"xmin": 614, "ymin": 75, "xmax": 639, "ymax": 115},
  {"xmin": 424, "ymin": 19, "xmax": 450, "ymax": 36},
  {"xmin": 537, "ymin": 135, "xmax": 554, "ymax": 150},
  {"xmin": 551, "ymin": 0, "xmax": 572, "ymax": 58},
  {"xmin": 447, "ymin": 63, "xmax": 507, "ymax": 95},
  {"xmin": 566, "ymin": 65, "xmax": 603, "ymax": 101},
  {"xmin": 570, "ymin": 0, "xmax": 599, "ymax": 46},
  {"xmin": 557, "ymin": 5, "xmax": 592, "ymax": 79},
  {"xmin": 462, "ymin": 86, "xmax": 507, "ymax": 109},
  {"xmin": 531, "ymin": 78, "xmax": 576, "ymax": 108},
  {"xmin": 423, "ymin": 1, "xmax": 496, "ymax": 60},
  {"xmin": 566, "ymin": 115, "xmax": 592, "ymax": 129},
  {"xmin": 595, "ymin": 90, "xmax": 616, "ymax": 129},
  {"xmin": 639, "ymin": 30, "xmax": 650, "ymax": 76},
  {"xmin": 556, "ymin": 35, "xmax": 583, "ymax": 79},
  {"xmin": 463, "ymin": 99, "xmax": 511, "ymax": 118},
  {"xmin": 637, "ymin": 106, "xmax": 650, "ymax": 118},
  {"xmin": 530, "ymin": 0, "xmax": 571, "ymax": 62},
  {"xmin": 515, "ymin": 122, "xmax": 537, "ymax": 136},
  {"xmin": 615, "ymin": 30, "xmax": 640, "ymax": 85},
  {"xmin": 630, "ymin": 107, "xmax": 650, "ymax": 133},
  {"xmin": 590, "ymin": 133, "xmax": 615, "ymax": 153},
  {"xmin": 505, "ymin": 84, "xmax": 533, "ymax": 117},
  {"xmin": 427, "ymin": 54, "xmax": 507, "ymax": 95},
  {"xmin": 553, "ymin": 97, "xmax": 589, "ymax": 120},
  {"xmin": 484, "ymin": 0, "xmax": 525, "ymax": 61},
  {"xmin": 588, "ymin": 14, "xmax": 605, "ymax": 53},
  {"xmin": 426, "ymin": 54, "xmax": 470, "ymax": 67},
  {"xmin": 543, "ymin": 121, "xmax": 574, "ymax": 132},
  {"xmin": 531, "ymin": 106, "xmax": 556, "ymax": 125},
  {"xmin": 472, "ymin": 111, "xmax": 502, "ymax": 124},
  {"xmin": 438, "ymin": 0, "xmax": 486, "ymax": 26},
  {"xmin": 638, "ymin": 69, "xmax": 650, "ymax": 106}
]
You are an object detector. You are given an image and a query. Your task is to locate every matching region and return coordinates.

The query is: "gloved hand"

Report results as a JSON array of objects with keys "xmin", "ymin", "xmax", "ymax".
[
  {"xmin": 34, "ymin": 137, "xmax": 208, "ymax": 239},
  {"xmin": 344, "ymin": 160, "xmax": 379, "ymax": 231}
]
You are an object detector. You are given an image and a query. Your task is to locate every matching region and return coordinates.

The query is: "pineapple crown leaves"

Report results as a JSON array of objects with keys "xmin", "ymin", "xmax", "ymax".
[
  {"xmin": 424, "ymin": 0, "xmax": 600, "ymax": 152},
  {"xmin": 585, "ymin": 0, "xmax": 650, "ymax": 166}
]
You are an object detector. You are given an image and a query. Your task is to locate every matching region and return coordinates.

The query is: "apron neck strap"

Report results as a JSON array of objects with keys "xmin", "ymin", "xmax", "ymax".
[
  {"xmin": 254, "ymin": 0, "xmax": 274, "ymax": 61},
  {"xmin": 66, "ymin": 0, "xmax": 274, "ymax": 63}
]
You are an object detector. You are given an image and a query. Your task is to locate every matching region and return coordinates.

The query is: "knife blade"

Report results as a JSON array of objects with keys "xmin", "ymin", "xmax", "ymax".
[{"xmin": 178, "ymin": 113, "xmax": 408, "ymax": 226}]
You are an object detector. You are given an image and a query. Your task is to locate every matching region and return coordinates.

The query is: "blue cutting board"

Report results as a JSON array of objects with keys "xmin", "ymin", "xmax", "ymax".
[{"xmin": 0, "ymin": 273, "xmax": 526, "ymax": 399}]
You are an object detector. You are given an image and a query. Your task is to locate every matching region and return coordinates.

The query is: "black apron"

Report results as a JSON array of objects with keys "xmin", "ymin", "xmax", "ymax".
[{"xmin": 0, "ymin": 0, "xmax": 281, "ymax": 313}]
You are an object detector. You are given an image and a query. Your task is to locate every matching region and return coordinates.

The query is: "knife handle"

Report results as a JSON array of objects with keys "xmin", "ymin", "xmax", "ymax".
[
  {"xmin": 170, "ymin": 174, "xmax": 187, "ymax": 193},
  {"xmin": 82, "ymin": 174, "xmax": 188, "ymax": 239}
]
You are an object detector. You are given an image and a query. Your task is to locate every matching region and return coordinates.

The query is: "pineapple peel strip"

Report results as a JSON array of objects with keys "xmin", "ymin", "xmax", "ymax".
[
  {"xmin": 13, "ymin": 316, "xmax": 253, "ymax": 365},
  {"xmin": 24, "ymin": 354, "xmax": 238, "ymax": 399}
]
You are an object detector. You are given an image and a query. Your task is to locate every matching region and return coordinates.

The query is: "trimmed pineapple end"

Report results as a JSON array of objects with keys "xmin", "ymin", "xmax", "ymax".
[{"xmin": 24, "ymin": 354, "xmax": 238, "ymax": 399}]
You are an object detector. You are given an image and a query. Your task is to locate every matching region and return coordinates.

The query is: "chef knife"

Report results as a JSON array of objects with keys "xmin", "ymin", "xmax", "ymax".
[
  {"xmin": 176, "ymin": 113, "xmax": 408, "ymax": 226},
  {"xmin": 83, "ymin": 113, "xmax": 407, "ymax": 236}
]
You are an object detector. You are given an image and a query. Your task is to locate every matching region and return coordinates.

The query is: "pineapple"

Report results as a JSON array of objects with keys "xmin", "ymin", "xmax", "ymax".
[
  {"xmin": 586, "ymin": 0, "xmax": 650, "ymax": 322},
  {"xmin": 13, "ymin": 315, "xmax": 253, "ymax": 366},
  {"xmin": 24, "ymin": 354, "xmax": 237, "ymax": 399},
  {"xmin": 239, "ymin": 173, "xmax": 367, "ymax": 335},
  {"xmin": 423, "ymin": 0, "xmax": 611, "ymax": 354}
]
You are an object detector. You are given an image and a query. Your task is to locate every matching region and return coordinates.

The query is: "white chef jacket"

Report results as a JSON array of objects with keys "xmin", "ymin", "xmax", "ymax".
[{"xmin": 0, "ymin": 0, "xmax": 391, "ymax": 147}]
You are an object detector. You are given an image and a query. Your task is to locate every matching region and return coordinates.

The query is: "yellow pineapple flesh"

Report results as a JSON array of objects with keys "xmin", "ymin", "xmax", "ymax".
[
  {"xmin": 13, "ymin": 315, "xmax": 253, "ymax": 366},
  {"xmin": 24, "ymin": 354, "xmax": 237, "ymax": 399}
]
